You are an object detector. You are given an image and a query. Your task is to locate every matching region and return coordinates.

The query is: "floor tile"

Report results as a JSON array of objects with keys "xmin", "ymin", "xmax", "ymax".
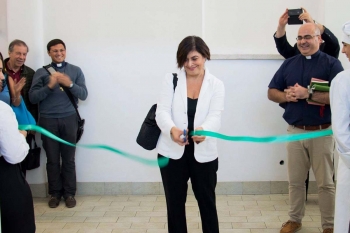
[
  {"xmin": 63, "ymin": 223, "xmax": 99, "ymax": 229},
  {"xmin": 32, "ymin": 194, "xmax": 327, "ymax": 233},
  {"xmin": 84, "ymin": 216, "xmax": 119, "ymax": 222}
]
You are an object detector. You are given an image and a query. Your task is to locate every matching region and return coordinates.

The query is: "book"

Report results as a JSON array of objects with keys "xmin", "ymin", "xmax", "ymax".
[
  {"xmin": 310, "ymin": 78, "xmax": 330, "ymax": 92},
  {"xmin": 307, "ymin": 78, "xmax": 329, "ymax": 106}
]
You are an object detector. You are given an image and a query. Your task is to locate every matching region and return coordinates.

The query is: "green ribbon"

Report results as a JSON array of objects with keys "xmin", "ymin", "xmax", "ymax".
[
  {"xmin": 18, "ymin": 125, "xmax": 333, "ymax": 167},
  {"xmin": 18, "ymin": 125, "xmax": 169, "ymax": 167},
  {"xmin": 191, "ymin": 129, "xmax": 333, "ymax": 143}
]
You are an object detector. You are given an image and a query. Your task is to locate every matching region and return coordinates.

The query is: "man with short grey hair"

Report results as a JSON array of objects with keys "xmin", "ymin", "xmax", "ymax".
[
  {"xmin": 268, "ymin": 23, "xmax": 343, "ymax": 233},
  {"xmin": 4, "ymin": 39, "xmax": 38, "ymax": 176}
]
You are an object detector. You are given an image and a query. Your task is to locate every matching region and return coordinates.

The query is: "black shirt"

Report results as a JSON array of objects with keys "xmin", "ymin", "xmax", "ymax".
[
  {"xmin": 186, "ymin": 98, "xmax": 198, "ymax": 151},
  {"xmin": 269, "ymin": 50, "xmax": 343, "ymax": 125}
]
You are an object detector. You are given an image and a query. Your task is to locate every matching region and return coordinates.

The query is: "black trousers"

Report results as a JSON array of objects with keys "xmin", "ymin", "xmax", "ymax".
[
  {"xmin": 0, "ymin": 157, "xmax": 35, "ymax": 233},
  {"xmin": 158, "ymin": 142, "xmax": 219, "ymax": 233},
  {"xmin": 40, "ymin": 113, "xmax": 78, "ymax": 199}
]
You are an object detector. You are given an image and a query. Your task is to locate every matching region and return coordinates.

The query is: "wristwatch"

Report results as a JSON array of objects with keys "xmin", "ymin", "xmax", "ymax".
[
  {"xmin": 307, "ymin": 85, "xmax": 313, "ymax": 100},
  {"xmin": 69, "ymin": 83, "xmax": 74, "ymax": 89}
]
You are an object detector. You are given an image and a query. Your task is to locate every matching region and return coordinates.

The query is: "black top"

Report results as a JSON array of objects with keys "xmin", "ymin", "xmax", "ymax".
[
  {"xmin": 186, "ymin": 97, "xmax": 198, "ymax": 151},
  {"xmin": 187, "ymin": 98, "xmax": 198, "ymax": 132},
  {"xmin": 268, "ymin": 50, "xmax": 343, "ymax": 125}
]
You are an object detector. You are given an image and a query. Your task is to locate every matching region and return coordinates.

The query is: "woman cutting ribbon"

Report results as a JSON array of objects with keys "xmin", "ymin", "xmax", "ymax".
[{"xmin": 156, "ymin": 36, "xmax": 225, "ymax": 233}]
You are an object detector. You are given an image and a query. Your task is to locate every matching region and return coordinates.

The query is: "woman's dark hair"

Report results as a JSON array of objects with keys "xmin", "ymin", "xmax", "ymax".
[
  {"xmin": 0, "ymin": 52, "xmax": 4, "ymax": 71},
  {"xmin": 47, "ymin": 39, "xmax": 66, "ymax": 52},
  {"xmin": 176, "ymin": 36, "xmax": 210, "ymax": 69}
]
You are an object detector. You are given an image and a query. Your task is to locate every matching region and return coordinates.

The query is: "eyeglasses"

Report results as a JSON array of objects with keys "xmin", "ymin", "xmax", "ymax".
[
  {"xmin": 50, "ymin": 49, "xmax": 66, "ymax": 54},
  {"xmin": 296, "ymin": 35, "xmax": 319, "ymax": 41}
]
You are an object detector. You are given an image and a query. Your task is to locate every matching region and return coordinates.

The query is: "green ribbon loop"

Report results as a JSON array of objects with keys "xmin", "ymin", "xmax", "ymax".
[
  {"xmin": 190, "ymin": 129, "xmax": 333, "ymax": 143},
  {"xmin": 18, "ymin": 125, "xmax": 333, "ymax": 167},
  {"xmin": 19, "ymin": 125, "xmax": 169, "ymax": 167}
]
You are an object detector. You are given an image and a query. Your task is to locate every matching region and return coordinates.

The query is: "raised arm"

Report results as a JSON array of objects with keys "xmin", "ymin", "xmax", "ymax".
[
  {"xmin": 321, "ymin": 26, "xmax": 340, "ymax": 58},
  {"xmin": 274, "ymin": 9, "xmax": 296, "ymax": 59}
]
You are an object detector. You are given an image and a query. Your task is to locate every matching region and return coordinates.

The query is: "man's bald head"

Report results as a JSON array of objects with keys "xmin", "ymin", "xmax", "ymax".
[{"xmin": 297, "ymin": 23, "xmax": 321, "ymax": 56}]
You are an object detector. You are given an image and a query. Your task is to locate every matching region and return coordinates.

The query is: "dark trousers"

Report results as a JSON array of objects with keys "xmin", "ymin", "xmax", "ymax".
[
  {"xmin": 0, "ymin": 157, "xmax": 35, "ymax": 233},
  {"xmin": 158, "ymin": 143, "xmax": 219, "ymax": 233},
  {"xmin": 40, "ymin": 113, "xmax": 78, "ymax": 199}
]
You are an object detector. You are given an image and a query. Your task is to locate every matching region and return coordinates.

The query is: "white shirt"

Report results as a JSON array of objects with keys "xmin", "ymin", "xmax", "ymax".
[
  {"xmin": 0, "ymin": 101, "xmax": 29, "ymax": 164},
  {"xmin": 156, "ymin": 68, "xmax": 225, "ymax": 162},
  {"xmin": 330, "ymin": 69, "xmax": 350, "ymax": 168}
]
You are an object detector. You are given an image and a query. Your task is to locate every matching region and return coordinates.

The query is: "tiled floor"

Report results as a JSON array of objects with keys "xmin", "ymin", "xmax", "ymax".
[{"xmin": 34, "ymin": 194, "xmax": 324, "ymax": 233}]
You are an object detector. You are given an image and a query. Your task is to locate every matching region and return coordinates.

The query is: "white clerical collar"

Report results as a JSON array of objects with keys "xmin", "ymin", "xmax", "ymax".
[
  {"xmin": 306, "ymin": 56, "xmax": 311, "ymax": 59},
  {"xmin": 56, "ymin": 63, "xmax": 63, "ymax": 67}
]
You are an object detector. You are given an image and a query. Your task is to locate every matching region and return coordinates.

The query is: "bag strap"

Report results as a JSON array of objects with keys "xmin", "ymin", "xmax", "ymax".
[
  {"xmin": 27, "ymin": 134, "xmax": 38, "ymax": 149},
  {"xmin": 61, "ymin": 86, "xmax": 82, "ymax": 121},
  {"xmin": 172, "ymin": 73, "xmax": 178, "ymax": 91},
  {"xmin": 43, "ymin": 64, "xmax": 82, "ymax": 121}
]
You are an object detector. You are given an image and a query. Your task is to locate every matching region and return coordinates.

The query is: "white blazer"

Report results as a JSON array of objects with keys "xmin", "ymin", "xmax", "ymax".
[{"xmin": 156, "ymin": 68, "xmax": 225, "ymax": 162}]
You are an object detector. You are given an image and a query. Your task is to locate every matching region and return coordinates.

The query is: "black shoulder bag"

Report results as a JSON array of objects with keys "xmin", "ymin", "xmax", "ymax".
[
  {"xmin": 136, "ymin": 73, "xmax": 178, "ymax": 150},
  {"xmin": 43, "ymin": 65, "xmax": 85, "ymax": 143},
  {"xmin": 25, "ymin": 134, "xmax": 41, "ymax": 170}
]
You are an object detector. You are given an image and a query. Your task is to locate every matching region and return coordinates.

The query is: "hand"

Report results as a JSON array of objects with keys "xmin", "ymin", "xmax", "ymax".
[
  {"xmin": 170, "ymin": 127, "xmax": 188, "ymax": 146},
  {"xmin": 15, "ymin": 78, "xmax": 26, "ymax": 94},
  {"xmin": 290, "ymin": 83, "xmax": 308, "ymax": 99},
  {"xmin": 192, "ymin": 127, "xmax": 206, "ymax": 144},
  {"xmin": 8, "ymin": 76, "xmax": 26, "ymax": 94},
  {"xmin": 276, "ymin": 9, "xmax": 288, "ymax": 38},
  {"xmin": 299, "ymin": 7, "xmax": 313, "ymax": 23},
  {"xmin": 19, "ymin": 130, "xmax": 27, "ymax": 137},
  {"xmin": 278, "ymin": 9, "xmax": 289, "ymax": 28},
  {"xmin": 284, "ymin": 87, "xmax": 298, "ymax": 102},
  {"xmin": 57, "ymin": 73, "xmax": 73, "ymax": 87},
  {"xmin": 47, "ymin": 73, "xmax": 59, "ymax": 89}
]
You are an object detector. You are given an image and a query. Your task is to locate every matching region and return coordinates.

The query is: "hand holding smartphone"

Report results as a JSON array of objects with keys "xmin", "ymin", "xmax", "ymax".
[{"xmin": 288, "ymin": 8, "xmax": 303, "ymax": 25}]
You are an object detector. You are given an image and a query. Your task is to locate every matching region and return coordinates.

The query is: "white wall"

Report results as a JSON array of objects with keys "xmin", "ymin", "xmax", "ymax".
[
  {"xmin": 1, "ymin": 0, "xmax": 349, "ymax": 184},
  {"xmin": 325, "ymin": 0, "xmax": 350, "ymax": 69},
  {"xmin": 204, "ymin": 0, "xmax": 324, "ymax": 55},
  {"xmin": 0, "ymin": 0, "xmax": 7, "ymax": 55},
  {"xmin": 6, "ymin": 0, "xmax": 44, "ymax": 69}
]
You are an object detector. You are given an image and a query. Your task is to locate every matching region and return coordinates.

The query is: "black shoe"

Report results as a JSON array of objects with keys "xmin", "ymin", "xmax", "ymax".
[
  {"xmin": 48, "ymin": 196, "xmax": 61, "ymax": 208},
  {"xmin": 65, "ymin": 196, "xmax": 76, "ymax": 208}
]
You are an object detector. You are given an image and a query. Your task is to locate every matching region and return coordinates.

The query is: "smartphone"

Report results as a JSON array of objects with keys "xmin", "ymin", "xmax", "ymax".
[
  {"xmin": 43, "ymin": 65, "xmax": 56, "ymax": 75},
  {"xmin": 180, "ymin": 130, "xmax": 187, "ymax": 143},
  {"xmin": 288, "ymin": 8, "xmax": 303, "ymax": 25},
  {"xmin": 47, "ymin": 67, "xmax": 56, "ymax": 74}
]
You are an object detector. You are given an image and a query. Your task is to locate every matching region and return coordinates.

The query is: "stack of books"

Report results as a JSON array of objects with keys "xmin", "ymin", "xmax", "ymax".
[{"xmin": 307, "ymin": 78, "xmax": 329, "ymax": 106}]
